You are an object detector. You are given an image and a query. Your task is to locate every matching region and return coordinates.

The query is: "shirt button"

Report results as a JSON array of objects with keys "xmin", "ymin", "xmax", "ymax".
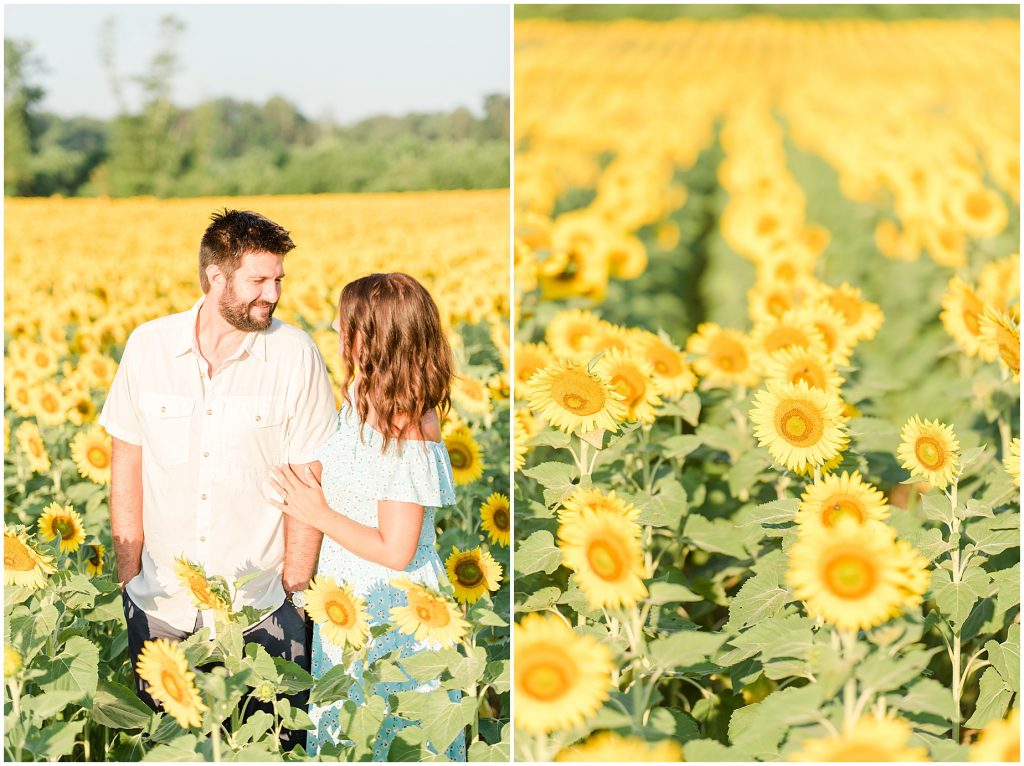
[
  {"xmin": 203, "ymin": 451, "xmax": 209, "ymax": 458},
  {"xmin": 207, "ymin": 409, "xmax": 212, "ymax": 415},
  {"xmin": 255, "ymin": 415, "xmax": 261, "ymax": 422},
  {"xmin": 160, "ymin": 406, "xmax": 167, "ymax": 413},
  {"xmin": 199, "ymin": 536, "xmax": 206, "ymax": 542},
  {"xmin": 201, "ymin": 493, "xmax": 207, "ymax": 500}
]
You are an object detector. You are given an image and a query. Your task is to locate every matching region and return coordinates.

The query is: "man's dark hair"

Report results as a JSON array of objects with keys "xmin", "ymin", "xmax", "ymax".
[{"xmin": 198, "ymin": 209, "xmax": 295, "ymax": 292}]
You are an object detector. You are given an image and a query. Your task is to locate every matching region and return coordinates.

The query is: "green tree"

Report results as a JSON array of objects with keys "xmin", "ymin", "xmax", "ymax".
[{"xmin": 4, "ymin": 38, "xmax": 45, "ymax": 194}]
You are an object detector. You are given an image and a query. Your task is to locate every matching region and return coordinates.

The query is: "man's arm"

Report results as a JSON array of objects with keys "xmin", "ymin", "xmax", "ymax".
[
  {"xmin": 110, "ymin": 437, "xmax": 144, "ymax": 588},
  {"xmin": 281, "ymin": 460, "xmax": 323, "ymax": 592}
]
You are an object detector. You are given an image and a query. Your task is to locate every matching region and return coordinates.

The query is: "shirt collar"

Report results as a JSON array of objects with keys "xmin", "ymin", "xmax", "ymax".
[{"xmin": 175, "ymin": 295, "xmax": 268, "ymax": 362}]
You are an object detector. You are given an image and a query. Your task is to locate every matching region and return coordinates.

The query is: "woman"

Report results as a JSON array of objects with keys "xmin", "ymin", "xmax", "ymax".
[{"xmin": 266, "ymin": 272, "xmax": 465, "ymax": 760}]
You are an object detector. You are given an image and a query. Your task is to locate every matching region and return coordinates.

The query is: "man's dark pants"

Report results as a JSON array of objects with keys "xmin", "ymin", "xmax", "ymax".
[{"xmin": 122, "ymin": 591, "xmax": 312, "ymax": 751}]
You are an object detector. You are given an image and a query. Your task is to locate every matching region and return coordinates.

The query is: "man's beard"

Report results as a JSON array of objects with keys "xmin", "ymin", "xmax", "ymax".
[{"xmin": 219, "ymin": 280, "xmax": 276, "ymax": 332}]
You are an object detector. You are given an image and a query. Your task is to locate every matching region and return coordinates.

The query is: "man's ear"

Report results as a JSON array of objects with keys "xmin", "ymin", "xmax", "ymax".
[{"xmin": 206, "ymin": 264, "xmax": 224, "ymax": 292}]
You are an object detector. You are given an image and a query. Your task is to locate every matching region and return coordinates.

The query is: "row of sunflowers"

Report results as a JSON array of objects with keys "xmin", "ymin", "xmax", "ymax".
[
  {"xmin": 512, "ymin": 14, "xmax": 1018, "ymax": 763},
  {"xmin": 4, "ymin": 191, "xmax": 511, "ymax": 761}
]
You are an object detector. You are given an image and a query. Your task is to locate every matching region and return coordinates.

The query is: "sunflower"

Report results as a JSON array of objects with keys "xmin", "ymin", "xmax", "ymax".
[
  {"xmin": 173, "ymin": 556, "xmax": 231, "ymax": 615},
  {"xmin": 790, "ymin": 716, "xmax": 931, "ymax": 761},
  {"xmin": 979, "ymin": 306, "xmax": 1020, "ymax": 382},
  {"xmin": 786, "ymin": 519, "xmax": 930, "ymax": 633},
  {"xmin": 749, "ymin": 314, "xmax": 829, "ymax": 368},
  {"xmin": 389, "ymin": 577, "xmax": 468, "ymax": 647},
  {"xmin": 797, "ymin": 471, "xmax": 889, "ymax": 531},
  {"xmin": 444, "ymin": 425, "xmax": 485, "ymax": 485},
  {"xmin": 791, "ymin": 432, "xmax": 850, "ymax": 478},
  {"xmin": 480, "ymin": 493, "xmax": 510, "ymax": 546},
  {"xmin": 1004, "ymin": 438, "xmax": 1020, "ymax": 487},
  {"xmin": 513, "ymin": 416, "xmax": 530, "ymax": 473},
  {"xmin": 750, "ymin": 380, "xmax": 848, "ymax": 473},
  {"xmin": 791, "ymin": 304, "xmax": 856, "ymax": 367},
  {"xmin": 747, "ymin": 279, "xmax": 803, "ymax": 323},
  {"xmin": 305, "ymin": 575, "xmax": 371, "ymax": 650},
  {"xmin": 451, "ymin": 375, "xmax": 492, "ymax": 416},
  {"xmin": 14, "ymin": 421, "xmax": 50, "ymax": 474},
  {"xmin": 445, "ymin": 546, "xmax": 502, "ymax": 604},
  {"xmin": 514, "ymin": 341, "xmax": 556, "ymax": 397},
  {"xmin": 65, "ymin": 392, "xmax": 98, "ymax": 427},
  {"xmin": 940, "ymin": 276, "xmax": 991, "ymax": 360},
  {"xmin": 4, "ymin": 527, "xmax": 56, "ymax": 589},
  {"xmin": 556, "ymin": 732, "xmax": 683, "ymax": 762},
  {"xmin": 525, "ymin": 360, "xmax": 627, "ymax": 435},
  {"xmin": 605, "ymin": 233, "xmax": 648, "ymax": 280},
  {"xmin": 559, "ymin": 507, "xmax": 647, "ymax": 610},
  {"xmin": 31, "ymin": 381, "xmax": 68, "ymax": 427},
  {"xmin": 5, "ymin": 646, "xmax": 22, "ymax": 678},
  {"xmin": 977, "ymin": 253, "xmax": 1020, "ymax": 314},
  {"xmin": 970, "ymin": 708, "xmax": 1019, "ymax": 762},
  {"xmin": 636, "ymin": 332, "xmax": 697, "ymax": 398},
  {"xmin": 546, "ymin": 308, "xmax": 604, "ymax": 361},
  {"xmin": 583, "ymin": 322, "xmax": 638, "ymax": 359},
  {"xmin": 70, "ymin": 424, "xmax": 112, "ymax": 485},
  {"xmin": 686, "ymin": 322, "xmax": 760, "ymax": 388},
  {"xmin": 37, "ymin": 502, "xmax": 86, "ymax": 553},
  {"xmin": 949, "ymin": 185, "xmax": 1007, "ymax": 239},
  {"xmin": 23, "ymin": 342, "xmax": 59, "ymax": 380},
  {"xmin": 897, "ymin": 416, "xmax": 960, "ymax": 490},
  {"xmin": 558, "ymin": 487, "xmax": 640, "ymax": 526},
  {"xmin": 593, "ymin": 348, "xmax": 662, "ymax": 424},
  {"xmin": 514, "ymin": 612, "xmax": 614, "ymax": 734},
  {"xmin": 85, "ymin": 543, "xmax": 105, "ymax": 576},
  {"xmin": 762, "ymin": 345, "xmax": 844, "ymax": 395},
  {"xmin": 135, "ymin": 639, "xmax": 208, "ymax": 729}
]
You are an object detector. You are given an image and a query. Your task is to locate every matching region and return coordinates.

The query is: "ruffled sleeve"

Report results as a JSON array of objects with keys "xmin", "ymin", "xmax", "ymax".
[{"xmin": 376, "ymin": 441, "xmax": 457, "ymax": 507}]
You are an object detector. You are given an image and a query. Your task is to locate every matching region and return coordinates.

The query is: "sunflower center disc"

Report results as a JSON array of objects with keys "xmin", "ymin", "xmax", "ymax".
[
  {"xmin": 522, "ymin": 662, "xmax": 569, "ymax": 701},
  {"xmin": 456, "ymin": 561, "xmax": 484, "ymax": 587},
  {"xmin": 161, "ymin": 669, "xmax": 186, "ymax": 703},
  {"xmin": 449, "ymin": 447, "xmax": 470, "ymax": 470},
  {"xmin": 55, "ymin": 519, "xmax": 73, "ymax": 539},
  {"xmin": 551, "ymin": 370, "xmax": 605, "ymax": 416},
  {"xmin": 966, "ymin": 193, "xmax": 991, "ymax": 219},
  {"xmin": 914, "ymin": 438, "xmax": 944, "ymax": 469},
  {"xmin": 824, "ymin": 554, "xmax": 876, "ymax": 599},
  {"xmin": 88, "ymin": 447, "xmax": 109, "ymax": 468},
  {"xmin": 824, "ymin": 498, "xmax": 864, "ymax": 526},
  {"xmin": 42, "ymin": 395, "xmax": 59, "ymax": 413},
  {"xmin": 587, "ymin": 540, "xmax": 624, "ymax": 580},
  {"xmin": 776, "ymin": 402, "xmax": 824, "ymax": 447},
  {"xmin": 4, "ymin": 539, "xmax": 36, "ymax": 571},
  {"xmin": 326, "ymin": 600, "xmax": 352, "ymax": 627},
  {"xmin": 493, "ymin": 509, "xmax": 509, "ymax": 531},
  {"xmin": 963, "ymin": 308, "xmax": 980, "ymax": 336},
  {"xmin": 611, "ymin": 372, "xmax": 642, "ymax": 407}
]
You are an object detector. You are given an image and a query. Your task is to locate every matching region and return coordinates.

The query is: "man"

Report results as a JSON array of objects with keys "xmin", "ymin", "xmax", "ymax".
[{"xmin": 98, "ymin": 209, "xmax": 336, "ymax": 750}]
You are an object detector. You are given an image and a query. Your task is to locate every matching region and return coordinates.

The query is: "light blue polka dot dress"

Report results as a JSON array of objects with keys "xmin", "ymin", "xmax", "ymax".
[{"xmin": 306, "ymin": 401, "xmax": 466, "ymax": 761}]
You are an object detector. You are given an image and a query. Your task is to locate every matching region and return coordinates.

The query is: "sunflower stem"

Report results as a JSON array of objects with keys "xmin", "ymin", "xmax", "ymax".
[{"xmin": 211, "ymin": 723, "xmax": 222, "ymax": 762}]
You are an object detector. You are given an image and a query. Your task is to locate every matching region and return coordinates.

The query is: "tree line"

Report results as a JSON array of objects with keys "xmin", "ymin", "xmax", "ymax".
[{"xmin": 5, "ymin": 19, "xmax": 509, "ymax": 198}]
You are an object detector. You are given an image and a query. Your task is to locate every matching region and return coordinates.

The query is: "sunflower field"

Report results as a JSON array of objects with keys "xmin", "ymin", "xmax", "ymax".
[
  {"xmin": 4, "ymin": 190, "xmax": 511, "ymax": 761},
  {"xmin": 513, "ymin": 12, "xmax": 1020, "ymax": 763}
]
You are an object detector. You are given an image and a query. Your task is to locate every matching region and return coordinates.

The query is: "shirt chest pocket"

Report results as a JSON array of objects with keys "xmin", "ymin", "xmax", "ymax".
[
  {"xmin": 139, "ymin": 392, "xmax": 195, "ymax": 466},
  {"xmin": 223, "ymin": 397, "xmax": 287, "ymax": 464}
]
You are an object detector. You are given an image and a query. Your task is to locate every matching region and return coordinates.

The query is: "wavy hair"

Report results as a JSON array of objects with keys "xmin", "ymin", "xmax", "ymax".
[{"xmin": 337, "ymin": 273, "xmax": 453, "ymax": 452}]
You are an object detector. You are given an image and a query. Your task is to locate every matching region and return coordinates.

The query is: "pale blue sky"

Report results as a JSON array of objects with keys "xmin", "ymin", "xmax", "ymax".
[{"xmin": 4, "ymin": 4, "xmax": 510, "ymax": 122}]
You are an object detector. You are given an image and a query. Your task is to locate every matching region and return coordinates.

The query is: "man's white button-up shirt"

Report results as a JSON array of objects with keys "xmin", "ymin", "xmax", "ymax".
[{"xmin": 99, "ymin": 296, "xmax": 337, "ymax": 632}]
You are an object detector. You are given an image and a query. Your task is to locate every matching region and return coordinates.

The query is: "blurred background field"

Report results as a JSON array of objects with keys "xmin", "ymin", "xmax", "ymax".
[{"xmin": 513, "ymin": 4, "xmax": 1018, "ymax": 761}]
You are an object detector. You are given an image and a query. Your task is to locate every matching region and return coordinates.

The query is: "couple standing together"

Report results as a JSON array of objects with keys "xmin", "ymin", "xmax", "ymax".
[{"xmin": 98, "ymin": 209, "xmax": 465, "ymax": 759}]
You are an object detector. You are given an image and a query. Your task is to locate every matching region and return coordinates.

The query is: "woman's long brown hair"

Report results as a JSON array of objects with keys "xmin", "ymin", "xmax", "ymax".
[{"xmin": 336, "ymin": 272, "xmax": 453, "ymax": 451}]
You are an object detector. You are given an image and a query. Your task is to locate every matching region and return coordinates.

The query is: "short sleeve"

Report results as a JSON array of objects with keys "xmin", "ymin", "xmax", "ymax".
[
  {"xmin": 98, "ymin": 331, "xmax": 142, "ymax": 445},
  {"xmin": 377, "ymin": 442, "xmax": 456, "ymax": 507},
  {"xmin": 285, "ymin": 343, "xmax": 338, "ymax": 464}
]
